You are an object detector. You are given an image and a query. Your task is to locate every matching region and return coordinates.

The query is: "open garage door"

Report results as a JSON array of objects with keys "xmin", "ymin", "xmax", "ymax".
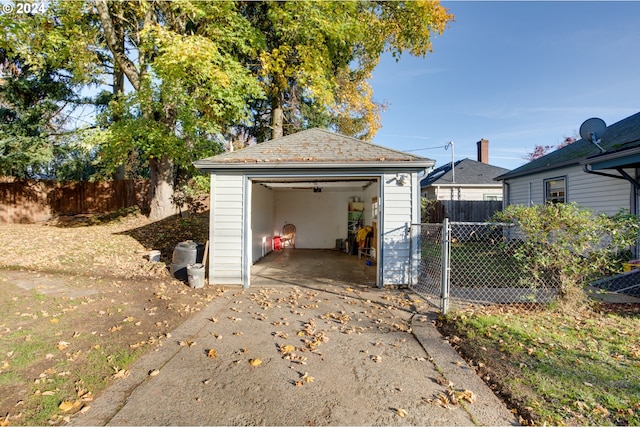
[{"xmin": 249, "ymin": 175, "xmax": 380, "ymax": 287}]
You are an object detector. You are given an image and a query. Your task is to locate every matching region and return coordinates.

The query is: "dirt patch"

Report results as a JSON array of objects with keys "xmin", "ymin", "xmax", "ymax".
[{"xmin": 0, "ymin": 213, "xmax": 223, "ymax": 425}]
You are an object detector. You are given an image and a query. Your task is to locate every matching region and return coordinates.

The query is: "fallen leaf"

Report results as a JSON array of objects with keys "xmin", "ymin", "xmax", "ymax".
[
  {"xmin": 112, "ymin": 369, "xmax": 130, "ymax": 380},
  {"xmin": 249, "ymin": 358, "xmax": 262, "ymax": 366},
  {"xmin": 148, "ymin": 369, "xmax": 160, "ymax": 377},
  {"xmin": 57, "ymin": 341, "xmax": 70, "ymax": 351},
  {"xmin": 396, "ymin": 408, "xmax": 408, "ymax": 417},
  {"xmin": 207, "ymin": 349, "xmax": 218, "ymax": 359},
  {"xmin": 301, "ymin": 372, "xmax": 314, "ymax": 383},
  {"xmin": 58, "ymin": 400, "xmax": 81, "ymax": 412},
  {"xmin": 280, "ymin": 345, "xmax": 296, "ymax": 354}
]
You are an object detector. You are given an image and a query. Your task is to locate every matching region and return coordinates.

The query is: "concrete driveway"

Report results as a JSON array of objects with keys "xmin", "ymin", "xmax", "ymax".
[{"xmin": 71, "ymin": 250, "xmax": 517, "ymax": 426}]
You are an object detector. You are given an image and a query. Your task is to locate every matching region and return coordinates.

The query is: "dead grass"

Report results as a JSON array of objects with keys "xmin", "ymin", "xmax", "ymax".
[{"xmin": 0, "ymin": 211, "xmax": 226, "ymax": 425}]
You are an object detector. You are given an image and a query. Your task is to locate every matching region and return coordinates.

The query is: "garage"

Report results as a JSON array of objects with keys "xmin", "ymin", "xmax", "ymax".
[{"xmin": 194, "ymin": 128, "xmax": 434, "ymax": 288}]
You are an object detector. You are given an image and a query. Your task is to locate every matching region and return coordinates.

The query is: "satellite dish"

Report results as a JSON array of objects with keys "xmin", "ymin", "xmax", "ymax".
[{"xmin": 579, "ymin": 117, "xmax": 606, "ymax": 153}]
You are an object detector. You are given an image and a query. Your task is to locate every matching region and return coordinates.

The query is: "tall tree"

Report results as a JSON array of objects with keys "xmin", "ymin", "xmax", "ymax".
[
  {"xmin": 0, "ymin": 2, "xmax": 101, "ymax": 177},
  {"xmin": 92, "ymin": 0, "xmax": 263, "ymax": 219},
  {"xmin": 239, "ymin": 0, "xmax": 453, "ymax": 142}
]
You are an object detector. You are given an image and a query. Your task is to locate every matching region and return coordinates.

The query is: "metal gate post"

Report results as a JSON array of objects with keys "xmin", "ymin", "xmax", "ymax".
[{"xmin": 441, "ymin": 218, "xmax": 451, "ymax": 314}]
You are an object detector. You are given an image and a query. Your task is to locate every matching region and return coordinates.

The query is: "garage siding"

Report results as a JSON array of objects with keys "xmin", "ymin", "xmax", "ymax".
[
  {"xmin": 382, "ymin": 173, "xmax": 414, "ymax": 285},
  {"xmin": 209, "ymin": 173, "xmax": 244, "ymax": 284}
]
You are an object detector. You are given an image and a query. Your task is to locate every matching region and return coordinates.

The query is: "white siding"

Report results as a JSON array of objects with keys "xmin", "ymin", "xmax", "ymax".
[
  {"xmin": 505, "ymin": 165, "xmax": 634, "ymax": 215},
  {"xmin": 382, "ymin": 172, "xmax": 416, "ymax": 286},
  {"xmin": 209, "ymin": 173, "xmax": 244, "ymax": 285}
]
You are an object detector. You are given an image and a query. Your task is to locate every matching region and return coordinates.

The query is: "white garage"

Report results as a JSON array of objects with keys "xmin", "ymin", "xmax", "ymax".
[{"xmin": 194, "ymin": 128, "xmax": 434, "ymax": 289}]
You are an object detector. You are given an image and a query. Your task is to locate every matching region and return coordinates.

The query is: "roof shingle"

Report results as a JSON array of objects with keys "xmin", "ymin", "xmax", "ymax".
[{"xmin": 194, "ymin": 128, "xmax": 432, "ymax": 167}]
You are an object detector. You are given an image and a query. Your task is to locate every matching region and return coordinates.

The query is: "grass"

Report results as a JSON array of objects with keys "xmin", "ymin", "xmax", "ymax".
[{"xmin": 439, "ymin": 305, "xmax": 640, "ymax": 425}]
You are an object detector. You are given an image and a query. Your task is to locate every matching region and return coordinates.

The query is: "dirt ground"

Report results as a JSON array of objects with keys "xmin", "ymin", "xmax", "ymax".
[{"xmin": 0, "ymin": 213, "xmax": 228, "ymax": 425}]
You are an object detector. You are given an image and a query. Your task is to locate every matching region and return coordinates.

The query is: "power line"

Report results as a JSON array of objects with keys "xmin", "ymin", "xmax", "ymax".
[{"xmin": 403, "ymin": 144, "xmax": 449, "ymax": 153}]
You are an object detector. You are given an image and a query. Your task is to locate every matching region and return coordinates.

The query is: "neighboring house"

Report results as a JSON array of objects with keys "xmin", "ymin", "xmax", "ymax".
[
  {"xmin": 420, "ymin": 139, "xmax": 509, "ymax": 201},
  {"xmin": 194, "ymin": 128, "xmax": 434, "ymax": 289},
  {"xmin": 497, "ymin": 111, "xmax": 640, "ymax": 217}
]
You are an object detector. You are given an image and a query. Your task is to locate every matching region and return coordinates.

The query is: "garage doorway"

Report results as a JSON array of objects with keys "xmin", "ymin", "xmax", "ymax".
[{"xmin": 249, "ymin": 175, "xmax": 380, "ymax": 287}]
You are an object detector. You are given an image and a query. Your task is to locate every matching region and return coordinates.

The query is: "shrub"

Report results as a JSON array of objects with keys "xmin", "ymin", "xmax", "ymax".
[{"xmin": 494, "ymin": 203, "xmax": 639, "ymax": 309}]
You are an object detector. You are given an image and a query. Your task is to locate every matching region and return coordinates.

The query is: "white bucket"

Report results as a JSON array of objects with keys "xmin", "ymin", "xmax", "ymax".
[
  {"xmin": 187, "ymin": 263, "xmax": 205, "ymax": 289},
  {"xmin": 149, "ymin": 250, "xmax": 161, "ymax": 262}
]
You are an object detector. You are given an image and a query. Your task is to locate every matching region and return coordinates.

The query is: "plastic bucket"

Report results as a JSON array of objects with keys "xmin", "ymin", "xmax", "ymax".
[
  {"xmin": 171, "ymin": 241, "xmax": 198, "ymax": 281},
  {"xmin": 187, "ymin": 263, "xmax": 205, "ymax": 289},
  {"xmin": 149, "ymin": 250, "xmax": 161, "ymax": 262}
]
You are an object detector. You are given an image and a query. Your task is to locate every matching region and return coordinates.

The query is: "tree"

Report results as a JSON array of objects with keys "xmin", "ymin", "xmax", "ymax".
[
  {"xmin": 239, "ymin": 1, "xmax": 453, "ymax": 141},
  {"xmin": 0, "ymin": 3, "xmax": 102, "ymax": 178},
  {"xmin": 525, "ymin": 135, "xmax": 577, "ymax": 162},
  {"xmin": 2, "ymin": 1, "xmax": 453, "ymax": 220},
  {"xmin": 92, "ymin": 0, "xmax": 263, "ymax": 220}
]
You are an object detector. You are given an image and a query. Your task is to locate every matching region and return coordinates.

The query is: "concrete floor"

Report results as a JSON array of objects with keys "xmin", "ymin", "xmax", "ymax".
[{"xmin": 250, "ymin": 249, "xmax": 378, "ymax": 288}]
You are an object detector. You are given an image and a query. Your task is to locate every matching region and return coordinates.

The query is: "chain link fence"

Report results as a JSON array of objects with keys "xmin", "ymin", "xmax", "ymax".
[{"xmin": 411, "ymin": 221, "xmax": 562, "ymax": 312}]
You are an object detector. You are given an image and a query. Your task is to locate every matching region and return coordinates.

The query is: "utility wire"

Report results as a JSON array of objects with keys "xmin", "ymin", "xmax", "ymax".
[{"xmin": 403, "ymin": 144, "xmax": 450, "ymax": 153}]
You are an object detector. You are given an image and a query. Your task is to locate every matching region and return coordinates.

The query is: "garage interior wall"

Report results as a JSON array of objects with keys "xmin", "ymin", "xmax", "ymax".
[
  {"xmin": 274, "ymin": 188, "xmax": 354, "ymax": 249},
  {"xmin": 250, "ymin": 179, "xmax": 381, "ymax": 262},
  {"xmin": 251, "ymin": 183, "xmax": 275, "ymax": 263}
]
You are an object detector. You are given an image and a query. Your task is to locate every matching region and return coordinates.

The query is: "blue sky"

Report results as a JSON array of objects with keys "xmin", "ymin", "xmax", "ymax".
[{"xmin": 370, "ymin": 1, "xmax": 640, "ymax": 171}]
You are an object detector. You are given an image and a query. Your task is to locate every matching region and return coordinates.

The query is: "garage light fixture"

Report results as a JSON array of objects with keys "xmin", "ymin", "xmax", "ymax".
[{"xmin": 396, "ymin": 174, "xmax": 409, "ymax": 186}]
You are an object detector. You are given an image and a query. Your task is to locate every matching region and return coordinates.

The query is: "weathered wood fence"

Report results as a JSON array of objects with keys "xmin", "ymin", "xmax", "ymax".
[
  {"xmin": 0, "ymin": 178, "xmax": 150, "ymax": 224},
  {"xmin": 426, "ymin": 200, "xmax": 503, "ymax": 223}
]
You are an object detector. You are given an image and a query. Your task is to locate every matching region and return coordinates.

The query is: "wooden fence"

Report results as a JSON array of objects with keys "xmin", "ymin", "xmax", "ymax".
[
  {"xmin": 0, "ymin": 178, "xmax": 150, "ymax": 224},
  {"xmin": 425, "ymin": 200, "xmax": 503, "ymax": 223}
]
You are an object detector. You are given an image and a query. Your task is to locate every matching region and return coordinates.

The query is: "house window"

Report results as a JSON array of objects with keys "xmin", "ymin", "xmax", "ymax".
[
  {"xmin": 483, "ymin": 194, "xmax": 502, "ymax": 201},
  {"xmin": 544, "ymin": 177, "xmax": 566, "ymax": 204}
]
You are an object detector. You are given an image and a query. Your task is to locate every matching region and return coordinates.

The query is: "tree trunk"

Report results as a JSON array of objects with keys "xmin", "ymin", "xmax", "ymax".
[
  {"xmin": 113, "ymin": 17, "xmax": 126, "ymax": 181},
  {"xmin": 148, "ymin": 155, "xmax": 175, "ymax": 221},
  {"xmin": 271, "ymin": 95, "xmax": 284, "ymax": 140}
]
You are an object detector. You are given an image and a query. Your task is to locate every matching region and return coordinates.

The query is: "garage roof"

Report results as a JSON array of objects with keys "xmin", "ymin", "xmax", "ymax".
[{"xmin": 194, "ymin": 128, "xmax": 433, "ymax": 171}]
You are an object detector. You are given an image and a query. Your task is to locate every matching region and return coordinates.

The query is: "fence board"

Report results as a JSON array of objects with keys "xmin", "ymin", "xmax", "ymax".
[
  {"xmin": 0, "ymin": 178, "xmax": 150, "ymax": 224},
  {"xmin": 426, "ymin": 200, "xmax": 503, "ymax": 223}
]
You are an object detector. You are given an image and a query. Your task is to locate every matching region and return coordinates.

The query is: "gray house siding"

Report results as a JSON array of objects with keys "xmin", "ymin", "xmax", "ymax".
[{"xmin": 505, "ymin": 165, "xmax": 634, "ymax": 215}]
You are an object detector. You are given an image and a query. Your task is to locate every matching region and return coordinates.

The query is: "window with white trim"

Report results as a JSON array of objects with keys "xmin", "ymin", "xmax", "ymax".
[{"xmin": 544, "ymin": 177, "xmax": 566, "ymax": 204}]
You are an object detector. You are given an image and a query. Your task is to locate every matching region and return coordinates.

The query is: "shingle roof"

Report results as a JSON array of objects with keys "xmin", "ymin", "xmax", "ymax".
[
  {"xmin": 194, "ymin": 128, "xmax": 433, "ymax": 169},
  {"xmin": 420, "ymin": 158, "xmax": 509, "ymax": 187},
  {"xmin": 497, "ymin": 111, "xmax": 640, "ymax": 180}
]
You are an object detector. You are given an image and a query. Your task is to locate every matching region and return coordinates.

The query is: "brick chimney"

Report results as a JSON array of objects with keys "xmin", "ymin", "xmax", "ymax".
[{"xmin": 477, "ymin": 139, "xmax": 489, "ymax": 164}]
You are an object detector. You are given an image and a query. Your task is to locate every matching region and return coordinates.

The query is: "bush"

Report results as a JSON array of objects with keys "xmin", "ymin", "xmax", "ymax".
[{"xmin": 494, "ymin": 203, "xmax": 640, "ymax": 308}]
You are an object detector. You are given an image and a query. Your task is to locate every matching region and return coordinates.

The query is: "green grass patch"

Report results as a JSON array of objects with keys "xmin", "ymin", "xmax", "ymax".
[{"xmin": 442, "ymin": 308, "xmax": 640, "ymax": 425}]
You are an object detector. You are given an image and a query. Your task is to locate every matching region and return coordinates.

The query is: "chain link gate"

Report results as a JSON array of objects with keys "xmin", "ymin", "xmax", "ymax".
[{"xmin": 410, "ymin": 221, "xmax": 561, "ymax": 313}]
